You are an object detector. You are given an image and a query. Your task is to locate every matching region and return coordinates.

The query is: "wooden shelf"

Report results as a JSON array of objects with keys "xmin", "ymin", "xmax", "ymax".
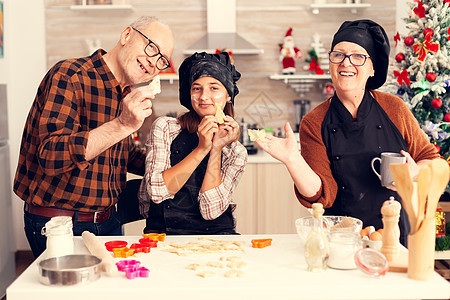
[
  {"xmin": 310, "ymin": 3, "xmax": 371, "ymax": 14},
  {"xmin": 70, "ymin": 4, "xmax": 133, "ymax": 11},
  {"xmin": 269, "ymin": 73, "xmax": 332, "ymax": 97},
  {"xmin": 269, "ymin": 73, "xmax": 331, "ymax": 84}
]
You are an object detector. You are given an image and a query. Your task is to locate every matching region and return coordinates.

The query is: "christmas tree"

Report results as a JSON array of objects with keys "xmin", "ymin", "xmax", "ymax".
[{"xmin": 383, "ymin": 0, "xmax": 450, "ymax": 159}]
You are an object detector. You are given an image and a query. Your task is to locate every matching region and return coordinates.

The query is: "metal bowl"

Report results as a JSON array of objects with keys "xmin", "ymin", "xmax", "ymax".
[{"xmin": 38, "ymin": 254, "xmax": 101, "ymax": 286}]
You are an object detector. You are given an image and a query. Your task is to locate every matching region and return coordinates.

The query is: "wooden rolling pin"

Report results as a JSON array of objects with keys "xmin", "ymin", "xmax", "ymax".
[{"xmin": 82, "ymin": 231, "xmax": 117, "ymax": 276}]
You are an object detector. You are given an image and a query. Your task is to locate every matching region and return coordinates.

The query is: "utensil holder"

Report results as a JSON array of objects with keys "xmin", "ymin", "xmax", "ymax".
[{"xmin": 407, "ymin": 217, "xmax": 436, "ymax": 281}]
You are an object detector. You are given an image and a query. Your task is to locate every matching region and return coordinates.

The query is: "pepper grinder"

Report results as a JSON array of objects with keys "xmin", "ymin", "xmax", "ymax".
[{"xmin": 380, "ymin": 196, "xmax": 401, "ymax": 261}]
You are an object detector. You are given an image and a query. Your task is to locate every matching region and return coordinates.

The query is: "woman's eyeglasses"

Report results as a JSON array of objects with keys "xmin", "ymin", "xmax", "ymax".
[{"xmin": 328, "ymin": 51, "xmax": 370, "ymax": 66}]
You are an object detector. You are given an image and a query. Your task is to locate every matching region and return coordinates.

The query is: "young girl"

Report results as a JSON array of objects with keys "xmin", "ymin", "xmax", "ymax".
[{"xmin": 138, "ymin": 52, "xmax": 247, "ymax": 234}]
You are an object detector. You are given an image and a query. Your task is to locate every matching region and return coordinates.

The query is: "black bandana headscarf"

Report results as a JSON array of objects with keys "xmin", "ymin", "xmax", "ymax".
[
  {"xmin": 331, "ymin": 19, "xmax": 390, "ymax": 90},
  {"xmin": 178, "ymin": 52, "xmax": 241, "ymax": 111}
]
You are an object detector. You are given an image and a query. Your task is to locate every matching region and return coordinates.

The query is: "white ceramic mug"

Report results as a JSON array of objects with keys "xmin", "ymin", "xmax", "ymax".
[{"xmin": 371, "ymin": 152, "xmax": 406, "ymax": 188}]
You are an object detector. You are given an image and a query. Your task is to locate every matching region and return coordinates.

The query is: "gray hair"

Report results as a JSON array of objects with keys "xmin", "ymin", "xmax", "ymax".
[{"xmin": 130, "ymin": 16, "xmax": 160, "ymax": 30}]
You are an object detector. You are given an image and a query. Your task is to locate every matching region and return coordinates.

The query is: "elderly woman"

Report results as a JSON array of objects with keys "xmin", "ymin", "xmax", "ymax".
[
  {"xmin": 138, "ymin": 52, "xmax": 247, "ymax": 235},
  {"xmin": 256, "ymin": 20, "xmax": 438, "ymax": 245}
]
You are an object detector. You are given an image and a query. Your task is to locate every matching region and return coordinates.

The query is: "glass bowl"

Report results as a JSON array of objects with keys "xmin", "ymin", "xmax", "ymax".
[{"xmin": 295, "ymin": 215, "xmax": 363, "ymax": 242}]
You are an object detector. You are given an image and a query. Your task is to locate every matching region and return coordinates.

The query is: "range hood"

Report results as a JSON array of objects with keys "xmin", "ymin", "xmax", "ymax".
[{"xmin": 183, "ymin": 0, "xmax": 264, "ymax": 55}]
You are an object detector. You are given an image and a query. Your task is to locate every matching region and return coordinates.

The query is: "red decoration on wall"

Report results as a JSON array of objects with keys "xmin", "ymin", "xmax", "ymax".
[
  {"xmin": 216, "ymin": 48, "xmax": 234, "ymax": 64},
  {"xmin": 308, "ymin": 57, "xmax": 324, "ymax": 75},
  {"xmin": 426, "ymin": 72, "xmax": 437, "ymax": 82},
  {"xmin": 404, "ymin": 36, "xmax": 414, "ymax": 46},
  {"xmin": 394, "ymin": 69, "xmax": 410, "ymax": 86},
  {"xmin": 413, "ymin": 1, "xmax": 426, "ymax": 18},
  {"xmin": 395, "ymin": 53, "xmax": 405, "ymax": 63},
  {"xmin": 431, "ymin": 98, "xmax": 442, "ymax": 109},
  {"xmin": 413, "ymin": 32, "xmax": 440, "ymax": 62},
  {"xmin": 448, "ymin": 27, "xmax": 450, "ymax": 40},
  {"xmin": 394, "ymin": 32, "xmax": 400, "ymax": 47}
]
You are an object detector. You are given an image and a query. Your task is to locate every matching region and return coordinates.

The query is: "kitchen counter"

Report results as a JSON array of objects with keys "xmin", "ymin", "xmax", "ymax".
[{"xmin": 7, "ymin": 234, "xmax": 450, "ymax": 300}]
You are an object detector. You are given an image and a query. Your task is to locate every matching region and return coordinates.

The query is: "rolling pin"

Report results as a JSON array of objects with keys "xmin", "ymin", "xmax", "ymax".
[{"xmin": 82, "ymin": 231, "xmax": 117, "ymax": 276}]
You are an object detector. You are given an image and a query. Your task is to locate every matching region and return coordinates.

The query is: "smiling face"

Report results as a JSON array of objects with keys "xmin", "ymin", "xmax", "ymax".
[
  {"xmin": 329, "ymin": 41, "xmax": 374, "ymax": 95},
  {"xmin": 118, "ymin": 21, "xmax": 174, "ymax": 86},
  {"xmin": 190, "ymin": 76, "xmax": 231, "ymax": 118}
]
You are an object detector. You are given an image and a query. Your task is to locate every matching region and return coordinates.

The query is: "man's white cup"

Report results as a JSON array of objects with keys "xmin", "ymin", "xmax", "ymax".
[{"xmin": 371, "ymin": 152, "xmax": 406, "ymax": 188}]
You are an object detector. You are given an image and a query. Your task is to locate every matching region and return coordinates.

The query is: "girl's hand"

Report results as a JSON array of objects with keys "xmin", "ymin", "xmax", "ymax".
[
  {"xmin": 255, "ymin": 122, "xmax": 300, "ymax": 164},
  {"xmin": 212, "ymin": 116, "xmax": 239, "ymax": 149},
  {"xmin": 197, "ymin": 116, "xmax": 218, "ymax": 152}
]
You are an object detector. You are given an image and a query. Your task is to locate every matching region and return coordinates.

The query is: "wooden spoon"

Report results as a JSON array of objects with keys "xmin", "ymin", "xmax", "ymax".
[
  {"xmin": 425, "ymin": 158, "xmax": 450, "ymax": 219},
  {"xmin": 416, "ymin": 165, "xmax": 431, "ymax": 232},
  {"xmin": 389, "ymin": 163, "xmax": 418, "ymax": 233}
]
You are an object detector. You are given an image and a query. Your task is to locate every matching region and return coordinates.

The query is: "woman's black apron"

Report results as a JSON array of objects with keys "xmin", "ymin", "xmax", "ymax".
[
  {"xmin": 144, "ymin": 129, "xmax": 235, "ymax": 235},
  {"xmin": 321, "ymin": 90, "xmax": 410, "ymax": 246}
]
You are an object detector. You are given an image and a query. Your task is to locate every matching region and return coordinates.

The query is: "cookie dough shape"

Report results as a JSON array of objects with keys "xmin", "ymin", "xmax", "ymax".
[
  {"xmin": 206, "ymin": 261, "xmax": 224, "ymax": 268},
  {"xmin": 248, "ymin": 129, "xmax": 266, "ymax": 142},
  {"xmin": 186, "ymin": 263, "xmax": 205, "ymax": 271},
  {"xmin": 196, "ymin": 271, "xmax": 216, "ymax": 278},
  {"xmin": 215, "ymin": 102, "xmax": 226, "ymax": 124},
  {"xmin": 224, "ymin": 270, "xmax": 244, "ymax": 278},
  {"xmin": 149, "ymin": 75, "xmax": 161, "ymax": 95}
]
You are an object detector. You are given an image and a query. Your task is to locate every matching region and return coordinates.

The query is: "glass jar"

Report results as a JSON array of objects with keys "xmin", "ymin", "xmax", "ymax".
[
  {"xmin": 304, "ymin": 203, "xmax": 329, "ymax": 272},
  {"xmin": 327, "ymin": 231, "xmax": 362, "ymax": 270},
  {"xmin": 41, "ymin": 216, "xmax": 74, "ymax": 258}
]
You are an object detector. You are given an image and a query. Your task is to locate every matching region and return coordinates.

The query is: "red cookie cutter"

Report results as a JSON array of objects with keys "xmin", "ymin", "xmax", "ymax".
[
  {"xmin": 130, "ymin": 243, "xmax": 151, "ymax": 253},
  {"xmin": 251, "ymin": 238, "xmax": 272, "ymax": 248},
  {"xmin": 139, "ymin": 238, "xmax": 158, "ymax": 248},
  {"xmin": 105, "ymin": 240, "xmax": 128, "ymax": 251},
  {"xmin": 142, "ymin": 233, "xmax": 166, "ymax": 241}
]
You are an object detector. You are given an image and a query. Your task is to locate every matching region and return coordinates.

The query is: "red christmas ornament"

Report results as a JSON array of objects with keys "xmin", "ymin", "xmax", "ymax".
[
  {"xmin": 435, "ymin": 144, "xmax": 441, "ymax": 153},
  {"xmin": 444, "ymin": 113, "xmax": 450, "ymax": 122},
  {"xmin": 423, "ymin": 28, "xmax": 434, "ymax": 37},
  {"xmin": 431, "ymin": 98, "xmax": 442, "ymax": 109},
  {"xmin": 404, "ymin": 36, "xmax": 414, "ymax": 46},
  {"xmin": 426, "ymin": 72, "xmax": 437, "ymax": 82},
  {"xmin": 395, "ymin": 53, "xmax": 405, "ymax": 63}
]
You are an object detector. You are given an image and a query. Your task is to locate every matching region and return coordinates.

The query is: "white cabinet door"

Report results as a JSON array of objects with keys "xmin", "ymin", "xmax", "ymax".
[{"xmin": 233, "ymin": 163, "xmax": 309, "ymax": 234}]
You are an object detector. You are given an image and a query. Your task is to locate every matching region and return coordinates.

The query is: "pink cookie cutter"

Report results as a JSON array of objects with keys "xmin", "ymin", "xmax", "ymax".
[{"xmin": 116, "ymin": 260, "xmax": 149, "ymax": 279}]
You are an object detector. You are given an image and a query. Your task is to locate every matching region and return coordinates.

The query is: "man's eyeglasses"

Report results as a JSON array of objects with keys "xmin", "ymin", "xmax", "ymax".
[
  {"xmin": 328, "ymin": 51, "xmax": 370, "ymax": 66},
  {"xmin": 132, "ymin": 27, "xmax": 170, "ymax": 70}
]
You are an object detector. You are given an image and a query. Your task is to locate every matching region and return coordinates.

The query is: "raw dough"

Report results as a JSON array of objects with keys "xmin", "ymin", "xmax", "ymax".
[
  {"xmin": 224, "ymin": 270, "xmax": 244, "ymax": 278},
  {"xmin": 149, "ymin": 75, "xmax": 161, "ymax": 94}
]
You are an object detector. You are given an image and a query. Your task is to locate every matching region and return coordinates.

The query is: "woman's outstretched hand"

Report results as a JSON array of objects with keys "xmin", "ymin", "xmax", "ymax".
[{"xmin": 255, "ymin": 122, "xmax": 300, "ymax": 164}]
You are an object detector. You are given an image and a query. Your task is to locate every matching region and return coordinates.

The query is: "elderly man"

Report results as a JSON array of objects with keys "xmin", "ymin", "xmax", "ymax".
[{"xmin": 14, "ymin": 16, "xmax": 174, "ymax": 258}]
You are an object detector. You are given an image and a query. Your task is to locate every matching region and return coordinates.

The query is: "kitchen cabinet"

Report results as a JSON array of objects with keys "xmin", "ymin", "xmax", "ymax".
[{"xmin": 233, "ymin": 160, "xmax": 309, "ymax": 234}]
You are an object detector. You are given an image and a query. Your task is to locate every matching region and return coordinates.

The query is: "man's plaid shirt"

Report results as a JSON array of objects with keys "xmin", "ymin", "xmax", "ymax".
[{"xmin": 14, "ymin": 50, "xmax": 145, "ymax": 212}]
